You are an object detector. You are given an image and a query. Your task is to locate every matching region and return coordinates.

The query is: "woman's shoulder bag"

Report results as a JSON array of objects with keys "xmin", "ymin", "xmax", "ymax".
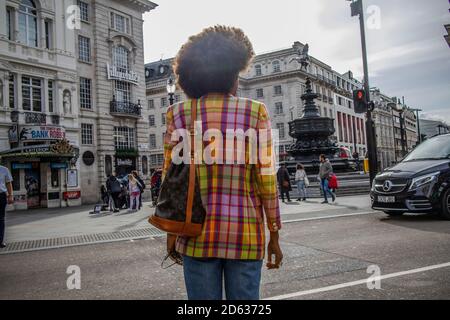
[{"xmin": 148, "ymin": 100, "xmax": 206, "ymax": 237}]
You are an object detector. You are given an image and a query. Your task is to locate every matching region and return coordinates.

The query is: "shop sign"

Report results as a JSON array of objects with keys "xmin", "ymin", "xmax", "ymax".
[
  {"xmin": 19, "ymin": 125, "xmax": 66, "ymax": 142},
  {"xmin": 12, "ymin": 163, "xmax": 33, "ymax": 170},
  {"xmin": 63, "ymin": 191, "xmax": 81, "ymax": 200},
  {"xmin": 117, "ymin": 158, "xmax": 134, "ymax": 167},
  {"xmin": 107, "ymin": 63, "xmax": 139, "ymax": 85},
  {"xmin": 50, "ymin": 163, "xmax": 68, "ymax": 169}
]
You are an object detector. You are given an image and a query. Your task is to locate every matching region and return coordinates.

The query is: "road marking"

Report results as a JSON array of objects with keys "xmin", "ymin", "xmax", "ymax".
[
  {"xmin": 282, "ymin": 211, "xmax": 376, "ymax": 224},
  {"xmin": 264, "ymin": 262, "xmax": 450, "ymax": 300}
]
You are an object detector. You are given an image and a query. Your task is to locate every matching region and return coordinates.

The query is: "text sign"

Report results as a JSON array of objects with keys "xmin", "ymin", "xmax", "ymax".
[
  {"xmin": 107, "ymin": 64, "xmax": 139, "ymax": 85},
  {"xmin": 19, "ymin": 126, "xmax": 66, "ymax": 142}
]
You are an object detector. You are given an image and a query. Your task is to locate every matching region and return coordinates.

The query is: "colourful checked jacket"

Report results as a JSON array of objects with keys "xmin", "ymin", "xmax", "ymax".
[{"xmin": 162, "ymin": 93, "xmax": 281, "ymax": 260}]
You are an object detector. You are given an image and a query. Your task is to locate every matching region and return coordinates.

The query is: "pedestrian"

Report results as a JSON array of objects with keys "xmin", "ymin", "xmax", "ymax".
[
  {"xmin": 163, "ymin": 26, "xmax": 282, "ymax": 300},
  {"xmin": 295, "ymin": 164, "xmax": 308, "ymax": 201},
  {"xmin": 106, "ymin": 173, "xmax": 122, "ymax": 213},
  {"xmin": 328, "ymin": 173, "xmax": 339, "ymax": 195},
  {"xmin": 132, "ymin": 170, "xmax": 145, "ymax": 210},
  {"xmin": 127, "ymin": 174, "xmax": 141, "ymax": 212},
  {"xmin": 0, "ymin": 164, "xmax": 14, "ymax": 248},
  {"xmin": 277, "ymin": 164, "xmax": 292, "ymax": 203},
  {"xmin": 319, "ymin": 154, "xmax": 335, "ymax": 204}
]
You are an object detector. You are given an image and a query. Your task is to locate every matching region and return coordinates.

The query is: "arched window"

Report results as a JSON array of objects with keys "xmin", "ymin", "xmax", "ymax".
[
  {"xmin": 272, "ymin": 60, "xmax": 281, "ymax": 73},
  {"xmin": 112, "ymin": 46, "xmax": 129, "ymax": 72},
  {"xmin": 19, "ymin": 0, "xmax": 38, "ymax": 47}
]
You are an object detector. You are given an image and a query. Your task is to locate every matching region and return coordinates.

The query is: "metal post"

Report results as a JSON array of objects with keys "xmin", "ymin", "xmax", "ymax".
[{"xmin": 353, "ymin": 0, "xmax": 378, "ymax": 185}]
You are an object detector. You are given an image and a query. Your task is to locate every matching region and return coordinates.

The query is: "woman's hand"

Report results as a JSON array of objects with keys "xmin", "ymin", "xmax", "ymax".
[
  {"xmin": 267, "ymin": 231, "xmax": 283, "ymax": 270},
  {"xmin": 167, "ymin": 234, "xmax": 177, "ymax": 254}
]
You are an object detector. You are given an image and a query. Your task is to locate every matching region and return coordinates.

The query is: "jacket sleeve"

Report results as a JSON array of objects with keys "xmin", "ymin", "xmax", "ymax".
[
  {"xmin": 162, "ymin": 105, "xmax": 176, "ymax": 181},
  {"xmin": 254, "ymin": 103, "xmax": 282, "ymax": 232}
]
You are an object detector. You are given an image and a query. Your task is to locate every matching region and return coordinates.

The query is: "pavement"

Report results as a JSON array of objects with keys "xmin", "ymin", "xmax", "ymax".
[
  {"xmin": 1, "ymin": 195, "xmax": 449, "ymax": 300},
  {"xmin": 3, "ymin": 195, "xmax": 372, "ymax": 243}
]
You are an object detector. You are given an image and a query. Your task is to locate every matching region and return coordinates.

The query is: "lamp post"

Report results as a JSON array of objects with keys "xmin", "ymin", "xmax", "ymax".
[
  {"xmin": 348, "ymin": 0, "xmax": 378, "ymax": 185},
  {"xmin": 166, "ymin": 77, "xmax": 176, "ymax": 106}
]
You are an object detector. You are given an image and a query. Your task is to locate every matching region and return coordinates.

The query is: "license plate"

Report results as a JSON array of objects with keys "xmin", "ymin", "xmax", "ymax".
[{"xmin": 378, "ymin": 196, "xmax": 395, "ymax": 203}]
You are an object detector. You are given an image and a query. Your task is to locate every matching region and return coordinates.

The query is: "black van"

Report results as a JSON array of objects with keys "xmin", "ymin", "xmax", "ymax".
[{"xmin": 371, "ymin": 134, "xmax": 450, "ymax": 220}]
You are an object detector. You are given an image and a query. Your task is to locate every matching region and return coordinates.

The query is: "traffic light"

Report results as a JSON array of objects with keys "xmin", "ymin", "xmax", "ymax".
[{"xmin": 353, "ymin": 89, "xmax": 367, "ymax": 114}]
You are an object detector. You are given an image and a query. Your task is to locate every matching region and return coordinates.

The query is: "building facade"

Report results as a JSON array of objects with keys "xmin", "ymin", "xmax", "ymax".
[
  {"xmin": 145, "ymin": 42, "xmax": 367, "ymax": 169},
  {"xmin": 420, "ymin": 118, "xmax": 450, "ymax": 139},
  {"xmin": 0, "ymin": 0, "xmax": 157, "ymax": 210}
]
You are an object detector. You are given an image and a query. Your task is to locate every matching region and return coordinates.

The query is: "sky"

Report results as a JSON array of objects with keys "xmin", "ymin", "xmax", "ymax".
[{"xmin": 142, "ymin": 0, "xmax": 450, "ymax": 123}]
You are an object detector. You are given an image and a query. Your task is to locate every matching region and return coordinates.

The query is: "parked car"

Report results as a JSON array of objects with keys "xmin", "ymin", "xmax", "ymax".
[{"xmin": 371, "ymin": 134, "xmax": 450, "ymax": 220}]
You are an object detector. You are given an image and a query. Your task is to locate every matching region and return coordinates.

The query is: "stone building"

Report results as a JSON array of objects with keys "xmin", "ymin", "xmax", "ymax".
[
  {"xmin": 420, "ymin": 118, "xmax": 449, "ymax": 140},
  {"xmin": 0, "ymin": 0, "xmax": 157, "ymax": 210},
  {"xmin": 145, "ymin": 42, "xmax": 367, "ymax": 169}
]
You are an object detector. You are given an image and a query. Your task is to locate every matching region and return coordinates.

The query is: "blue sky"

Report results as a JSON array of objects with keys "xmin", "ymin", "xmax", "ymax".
[{"xmin": 143, "ymin": 0, "xmax": 450, "ymax": 122}]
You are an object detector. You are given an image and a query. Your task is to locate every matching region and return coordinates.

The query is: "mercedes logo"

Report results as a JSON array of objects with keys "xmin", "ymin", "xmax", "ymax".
[{"xmin": 383, "ymin": 180, "xmax": 393, "ymax": 192}]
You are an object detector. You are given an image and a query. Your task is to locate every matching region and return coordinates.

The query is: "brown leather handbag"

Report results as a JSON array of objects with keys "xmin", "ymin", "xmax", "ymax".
[{"xmin": 148, "ymin": 100, "xmax": 206, "ymax": 237}]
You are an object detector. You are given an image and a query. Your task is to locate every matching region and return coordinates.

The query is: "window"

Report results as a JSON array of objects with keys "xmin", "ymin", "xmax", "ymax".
[
  {"xmin": 78, "ymin": 1, "xmax": 89, "ymax": 22},
  {"xmin": 112, "ymin": 46, "xmax": 129, "ymax": 72},
  {"xmin": 22, "ymin": 76, "xmax": 42, "ymax": 111},
  {"xmin": 81, "ymin": 123, "xmax": 93, "ymax": 145},
  {"xmin": 7, "ymin": 8, "xmax": 12, "ymax": 40},
  {"xmin": 19, "ymin": 0, "xmax": 38, "ymax": 47},
  {"xmin": 255, "ymin": 65, "xmax": 262, "ymax": 76},
  {"xmin": 44, "ymin": 20, "xmax": 53, "ymax": 49},
  {"xmin": 274, "ymin": 85, "xmax": 282, "ymax": 96},
  {"xmin": 142, "ymin": 156, "xmax": 148, "ymax": 175},
  {"xmin": 48, "ymin": 80, "xmax": 54, "ymax": 113},
  {"xmin": 149, "ymin": 134, "xmax": 157, "ymax": 150},
  {"xmin": 78, "ymin": 35, "xmax": 91, "ymax": 62},
  {"xmin": 111, "ymin": 12, "xmax": 130, "ymax": 34},
  {"xmin": 51, "ymin": 168, "xmax": 59, "ymax": 188},
  {"xmin": 114, "ymin": 127, "xmax": 135, "ymax": 149},
  {"xmin": 161, "ymin": 113, "xmax": 166, "ymax": 125},
  {"xmin": 256, "ymin": 88, "xmax": 264, "ymax": 98},
  {"xmin": 276, "ymin": 123, "xmax": 285, "ymax": 139},
  {"xmin": 272, "ymin": 61, "xmax": 281, "ymax": 73},
  {"xmin": 157, "ymin": 154, "xmax": 164, "ymax": 165},
  {"xmin": 149, "ymin": 115, "xmax": 155, "ymax": 127},
  {"xmin": 80, "ymin": 77, "xmax": 92, "ymax": 109},
  {"xmin": 114, "ymin": 81, "xmax": 131, "ymax": 103},
  {"xmin": 175, "ymin": 94, "xmax": 181, "ymax": 102},
  {"xmin": 275, "ymin": 102, "xmax": 283, "ymax": 115},
  {"xmin": 338, "ymin": 96, "xmax": 343, "ymax": 106},
  {"xmin": 148, "ymin": 99, "xmax": 154, "ymax": 109},
  {"xmin": 161, "ymin": 97, "xmax": 167, "ymax": 108},
  {"xmin": 9, "ymin": 74, "xmax": 15, "ymax": 109}
]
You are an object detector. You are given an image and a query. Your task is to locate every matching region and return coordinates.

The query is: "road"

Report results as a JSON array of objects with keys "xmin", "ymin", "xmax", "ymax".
[{"xmin": 0, "ymin": 196, "xmax": 449, "ymax": 300}]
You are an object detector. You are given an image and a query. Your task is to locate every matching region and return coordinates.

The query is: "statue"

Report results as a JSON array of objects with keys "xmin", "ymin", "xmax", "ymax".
[
  {"xmin": 290, "ymin": 42, "xmax": 310, "ymax": 72},
  {"xmin": 63, "ymin": 90, "xmax": 72, "ymax": 114}
]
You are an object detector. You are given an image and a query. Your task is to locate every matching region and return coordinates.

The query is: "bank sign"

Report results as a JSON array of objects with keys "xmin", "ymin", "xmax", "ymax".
[{"xmin": 19, "ymin": 126, "xmax": 66, "ymax": 142}]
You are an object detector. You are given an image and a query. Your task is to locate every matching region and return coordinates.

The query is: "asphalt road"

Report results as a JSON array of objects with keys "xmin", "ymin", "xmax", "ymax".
[{"xmin": 1, "ymin": 206, "xmax": 449, "ymax": 300}]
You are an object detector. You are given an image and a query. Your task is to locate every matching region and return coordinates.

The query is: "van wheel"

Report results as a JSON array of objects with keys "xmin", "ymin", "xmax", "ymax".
[
  {"xmin": 384, "ymin": 211, "xmax": 404, "ymax": 217},
  {"xmin": 440, "ymin": 189, "xmax": 450, "ymax": 220}
]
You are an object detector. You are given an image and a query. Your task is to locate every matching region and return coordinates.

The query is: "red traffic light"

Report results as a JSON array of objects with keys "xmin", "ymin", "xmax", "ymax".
[{"xmin": 356, "ymin": 90, "xmax": 364, "ymax": 100}]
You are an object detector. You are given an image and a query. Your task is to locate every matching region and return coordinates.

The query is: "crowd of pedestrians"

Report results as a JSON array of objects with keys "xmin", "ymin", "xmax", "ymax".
[
  {"xmin": 276, "ymin": 154, "xmax": 339, "ymax": 204},
  {"xmin": 101, "ymin": 169, "xmax": 162, "ymax": 214}
]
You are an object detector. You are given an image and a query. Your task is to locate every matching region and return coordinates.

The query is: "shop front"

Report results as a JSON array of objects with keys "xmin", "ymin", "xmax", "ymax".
[{"xmin": 1, "ymin": 125, "xmax": 81, "ymax": 210}]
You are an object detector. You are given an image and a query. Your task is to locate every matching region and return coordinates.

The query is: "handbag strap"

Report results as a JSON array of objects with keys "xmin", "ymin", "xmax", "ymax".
[{"xmin": 184, "ymin": 99, "xmax": 198, "ymax": 230}]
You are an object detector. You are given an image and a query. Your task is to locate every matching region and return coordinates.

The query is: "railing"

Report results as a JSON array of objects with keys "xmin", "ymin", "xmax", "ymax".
[{"xmin": 110, "ymin": 100, "xmax": 142, "ymax": 118}]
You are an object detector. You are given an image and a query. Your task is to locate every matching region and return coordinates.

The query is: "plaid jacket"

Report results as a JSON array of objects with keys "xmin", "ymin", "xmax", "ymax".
[{"xmin": 162, "ymin": 94, "xmax": 281, "ymax": 260}]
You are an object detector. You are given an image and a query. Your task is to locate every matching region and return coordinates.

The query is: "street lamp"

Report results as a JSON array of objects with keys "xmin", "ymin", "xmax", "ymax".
[{"xmin": 166, "ymin": 77, "xmax": 176, "ymax": 106}]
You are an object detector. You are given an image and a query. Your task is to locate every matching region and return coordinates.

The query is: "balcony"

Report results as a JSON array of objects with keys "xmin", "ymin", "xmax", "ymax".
[{"xmin": 110, "ymin": 100, "xmax": 142, "ymax": 118}]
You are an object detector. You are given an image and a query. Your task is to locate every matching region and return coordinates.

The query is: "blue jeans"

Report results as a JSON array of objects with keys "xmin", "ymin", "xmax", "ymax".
[
  {"xmin": 296, "ymin": 180, "xmax": 307, "ymax": 199},
  {"xmin": 321, "ymin": 178, "xmax": 334, "ymax": 202},
  {"xmin": 183, "ymin": 256, "xmax": 263, "ymax": 300}
]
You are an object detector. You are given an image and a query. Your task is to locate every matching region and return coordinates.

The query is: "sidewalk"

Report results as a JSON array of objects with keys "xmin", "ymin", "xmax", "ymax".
[{"xmin": 4, "ymin": 195, "xmax": 372, "ymax": 243}]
